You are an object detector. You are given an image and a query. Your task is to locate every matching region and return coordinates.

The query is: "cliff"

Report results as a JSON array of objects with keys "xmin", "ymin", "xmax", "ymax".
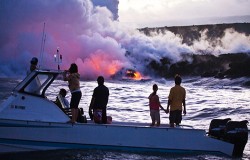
[
  {"xmin": 137, "ymin": 23, "xmax": 250, "ymax": 79},
  {"xmin": 139, "ymin": 23, "xmax": 250, "ymax": 45}
]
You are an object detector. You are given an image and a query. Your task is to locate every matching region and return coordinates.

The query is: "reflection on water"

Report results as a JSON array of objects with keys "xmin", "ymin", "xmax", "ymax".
[
  {"xmin": 0, "ymin": 77, "xmax": 249, "ymax": 159},
  {"xmin": 0, "ymin": 149, "xmax": 232, "ymax": 160}
]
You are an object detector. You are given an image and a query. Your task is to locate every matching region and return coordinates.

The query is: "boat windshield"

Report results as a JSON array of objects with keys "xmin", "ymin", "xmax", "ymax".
[
  {"xmin": 24, "ymin": 73, "xmax": 53, "ymax": 95},
  {"xmin": 14, "ymin": 71, "xmax": 58, "ymax": 97}
]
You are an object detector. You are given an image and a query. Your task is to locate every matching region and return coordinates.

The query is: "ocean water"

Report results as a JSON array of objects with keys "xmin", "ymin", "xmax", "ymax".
[{"xmin": 0, "ymin": 77, "xmax": 249, "ymax": 160}]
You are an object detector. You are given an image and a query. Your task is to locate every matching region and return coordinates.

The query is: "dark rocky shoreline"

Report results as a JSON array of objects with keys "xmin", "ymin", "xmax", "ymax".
[
  {"xmin": 148, "ymin": 53, "xmax": 250, "ymax": 79},
  {"xmin": 137, "ymin": 23, "xmax": 250, "ymax": 80}
]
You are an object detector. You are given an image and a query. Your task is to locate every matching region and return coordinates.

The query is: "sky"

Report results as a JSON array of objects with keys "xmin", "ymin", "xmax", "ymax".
[
  {"xmin": 118, "ymin": 0, "xmax": 250, "ymax": 27},
  {"xmin": 0, "ymin": 0, "xmax": 250, "ymax": 79}
]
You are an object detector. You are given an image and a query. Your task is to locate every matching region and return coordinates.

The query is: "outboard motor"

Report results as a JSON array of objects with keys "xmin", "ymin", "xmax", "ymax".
[
  {"xmin": 224, "ymin": 120, "xmax": 248, "ymax": 157},
  {"xmin": 208, "ymin": 118, "xmax": 231, "ymax": 139}
]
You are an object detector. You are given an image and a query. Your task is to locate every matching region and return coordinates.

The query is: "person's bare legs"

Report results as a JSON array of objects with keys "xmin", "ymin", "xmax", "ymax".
[
  {"xmin": 156, "ymin": 112, "xmax": 160, "ymax": 126},
  {"xmin": 156, "ymin": 121, "xmax": 160, "ymax": 127},
  {"xmin": 75, "ymin": 108, "xmax": 78, "ymax": 122},
  {"xmin": 71, "ymin": 108, "xmax": 75, "ymax": 123},
  {"xmin": 150, "ymin": 114, "xmax": 155, "ymax": 126},
  {"xmin": 170, "ymin": 123, "xmax": 175, "ymax": 127},
  {"xmin": 150, "ymin": 122, "xmax": 155, "ymax": 126},
  {"xmin": 71, "ymin": 108, "xmax": 78, "ymax": 123}
]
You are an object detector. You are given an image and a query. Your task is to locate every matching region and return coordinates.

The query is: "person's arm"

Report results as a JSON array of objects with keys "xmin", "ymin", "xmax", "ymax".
[
  {"xmin": 183, "ymin": 99, "xmax": 186, "ymax": 115},
  {"xmin": 183, "ymin": 89, "xmax": 186, "ymax": 115},
  {"xmin": 90, "ymin": 96, "xmax": 95, "ymax": 109},
  {"xmin": 89, "ymin": 97, "xmax": 95, "ymax": 120},
  {"xmin": 63, "ymin": 71, "xmax": 69, "ymax": 81},
  {"xmin": 166, "ymin": 100, "xmax": 171, "ymax": 113},
  {"xmin": 157, "ymin": 95, "xmax": 166, "ymax": 113},
  {"xmin": 166, "ymin": 89, "xmax": 173, "ymax": 114},
  {"xmin": 148, "ymin": 93, "xmax": 152, "ymax": 110},
  {"xmin": 159, "ymin": 105, "xmax": 167, "ymax": 114},
  {"xmin": 148, "ymin": 93, "xmax": 153, "ymax": 99}
]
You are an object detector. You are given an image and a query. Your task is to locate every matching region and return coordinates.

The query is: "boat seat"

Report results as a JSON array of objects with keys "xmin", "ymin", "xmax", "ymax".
[{"xmin": 57, "ymin": 94, "xmax": 87, "ymax": 123}]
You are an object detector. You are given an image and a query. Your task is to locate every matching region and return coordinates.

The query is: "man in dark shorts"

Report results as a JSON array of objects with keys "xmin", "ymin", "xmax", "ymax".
[
  {"xmin": 89, "ymin": 76, "xmax": 109, "ymax": 124},
  {"xmin": 166, "ymin": 75, "xmax": 186, "ymax": 127}
]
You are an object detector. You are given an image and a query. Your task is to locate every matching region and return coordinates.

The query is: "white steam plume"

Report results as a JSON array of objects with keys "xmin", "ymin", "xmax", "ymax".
[{"xmin": 0, "ymin": 0, "xmax": 249, "ymax": 79}]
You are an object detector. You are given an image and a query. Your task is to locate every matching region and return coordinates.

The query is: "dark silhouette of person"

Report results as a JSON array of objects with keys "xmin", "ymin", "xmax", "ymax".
[
  {"xmin": 89, "ymin": 76, "xmax": 109, "ymax": 124},
  {"xmin": 166, "ymin": 75, "xmax": 186, "ymax": 127}
]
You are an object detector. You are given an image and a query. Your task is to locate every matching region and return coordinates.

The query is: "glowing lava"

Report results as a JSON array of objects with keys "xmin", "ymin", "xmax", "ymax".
[{"xmin": 125, "ymin": 69, "xmax": 142, "ymax": 80}]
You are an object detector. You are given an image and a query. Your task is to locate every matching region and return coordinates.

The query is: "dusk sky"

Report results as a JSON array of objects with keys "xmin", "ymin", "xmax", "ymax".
[
  {"xmin": 0, "ymin": 0, "xmax": 250, "ymax": 78},
  {"xmin": 119, "ymin": 0, "xmax": 250, "ymax": 27}
]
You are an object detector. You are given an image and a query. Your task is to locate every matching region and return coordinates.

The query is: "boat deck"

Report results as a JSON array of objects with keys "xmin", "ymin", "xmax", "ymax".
[{"xmin": 85, "ymin": 120, "xmax": 195, "ymax": 130}]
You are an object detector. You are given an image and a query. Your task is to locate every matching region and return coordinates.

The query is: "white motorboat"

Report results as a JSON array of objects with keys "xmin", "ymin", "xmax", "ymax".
[{"xmin": 0, "ymin": 69, "xmax": 248, "ymax": 156}]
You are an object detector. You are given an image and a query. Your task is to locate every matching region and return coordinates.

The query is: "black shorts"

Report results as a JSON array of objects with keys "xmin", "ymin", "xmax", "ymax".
[
  {"xmin": 169, "ymin": 110, "xmax": 182, "ymax": 124},
  {"xmin": 70, "ymin": 91, "xmax": 82, "ymax": 109}
]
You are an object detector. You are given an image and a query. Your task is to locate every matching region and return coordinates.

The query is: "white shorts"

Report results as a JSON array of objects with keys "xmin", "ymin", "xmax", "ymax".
[{"xmin": 150, "ymin": 109, "xmax": 160, "ymax": 123}]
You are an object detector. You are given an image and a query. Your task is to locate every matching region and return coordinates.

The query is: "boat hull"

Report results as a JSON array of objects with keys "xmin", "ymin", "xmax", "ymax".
[{"xmin": 0, "ymin": 119, "xmax": 234, "ymax": 156}]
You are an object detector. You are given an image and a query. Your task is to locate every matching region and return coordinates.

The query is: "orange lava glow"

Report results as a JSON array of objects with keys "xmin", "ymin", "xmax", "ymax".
[
  {"xmin": 133, "ymin": 71, "xmax": 142, "ymax": 80},
  {"xmin": 85, "ymin": 53, "xmax": 122, "ymax": 78},
  {"xmin": 126, "ymin": 70, "xmax": 143, "ymax": 80},
  {"xmin": 108, "ymin": 63, "xmax": 120, "ymax": 75}
]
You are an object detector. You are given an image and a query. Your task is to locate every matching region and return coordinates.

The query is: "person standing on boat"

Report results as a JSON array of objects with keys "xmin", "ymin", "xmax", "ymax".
[
  {"xmin": 166, "ymin": 75, "xmax": 186, "ymax": 127},
  {"xmin": 27, "ymin": 57, "xmax": 38, "ymax": 75},
  {"xmin": 25, "ymin": 57, "xmax": 41, "ymax": 94},
  {"xmin": 63, "ymin": 63, "xmax": 82, "ymax": 123},
  {"xmin": 148, "ymin": 84, "xmax": 164, "ymax": 127},
  {"xmin": 89, "ymin": 76, "xmax": 109, "ymax": 124}
]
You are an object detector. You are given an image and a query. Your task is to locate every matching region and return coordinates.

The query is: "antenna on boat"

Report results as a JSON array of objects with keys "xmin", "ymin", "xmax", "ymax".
[
  {"xmin": 39, "ymin": 22, "xmax": 46, "ymax": 69},
  {"xmin": 54, "ymin": 47, "xmax": 62, "ymax": 70}
]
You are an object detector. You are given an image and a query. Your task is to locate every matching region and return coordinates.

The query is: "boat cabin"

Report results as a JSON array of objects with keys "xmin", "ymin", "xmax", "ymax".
[{"xmin": 0, "ymin": 69, "xmax": 70, "ymax": 123}]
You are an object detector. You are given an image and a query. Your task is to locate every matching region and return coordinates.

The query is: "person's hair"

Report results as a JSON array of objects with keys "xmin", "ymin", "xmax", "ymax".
[
  {"xmin": 151, "ymin": 84, "xmax": 158, "ymax": 95},
  {"xmin": 30, "ymin": 57, "xmax": 38, "ymax": 65},
  {"xmin": 175, "ymin": 75, "xmax": 182, "ymax": 85},
  {"xmin": 97, "ymin": 76, "xmax": 104, "ymax": 85},
  {"xmin": 153, "ymin": 84, "xmax": 158, "ymax": 91},
  {"xmin": 69, "ymin": 63, "xmax": 78, "ymax": 73},
  {"xmin": 60, "ymin": 88, "xmax": 67, "ymax": 97}
]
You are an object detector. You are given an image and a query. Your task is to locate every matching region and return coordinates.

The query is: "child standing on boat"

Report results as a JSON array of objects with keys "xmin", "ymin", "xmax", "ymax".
[{"xmin": 148, "ymin": 84, "xmax": 163, "ymax": 127}]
